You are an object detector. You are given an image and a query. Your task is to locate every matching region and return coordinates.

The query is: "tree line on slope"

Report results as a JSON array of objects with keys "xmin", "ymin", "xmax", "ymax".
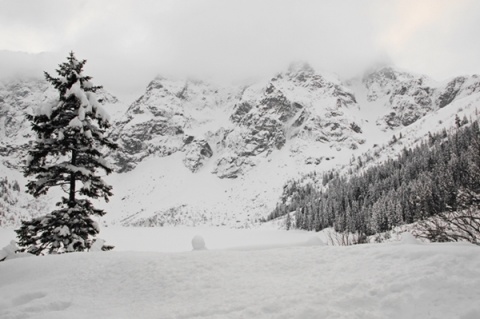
[{"xmin": 268, "ymin": 116, "xmax": 480, "ymax": 239}]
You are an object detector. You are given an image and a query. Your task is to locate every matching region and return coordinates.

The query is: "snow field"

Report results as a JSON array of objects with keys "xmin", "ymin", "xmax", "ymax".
[
  {"xmin": 79, "ymin": 226, "xmax": 325, "ymax": 252},
  {"xmin": 1, "ymin": 227, "xmax": 480, "ymax": 319},
  {"xmin": 0, "ymin": 226, "xmax": 322, "ymax": 253}
]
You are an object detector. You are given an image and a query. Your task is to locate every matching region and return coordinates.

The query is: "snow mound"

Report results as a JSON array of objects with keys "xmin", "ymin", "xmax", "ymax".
[
  {"xmin": 401, "ymin": 232, "xmax": 420, "ymax": 244},
  {"xmin": 0, "ymin": 240, "xmax": 17, "ymax": 261},
  {"xmin": 0, "ymin": 240, "xmax": 32, "ymax": 261},
  {"xmin": 304, "ymin": 236, "xmax": 326, "ymax": 246},
  {"xmin": 192, "ymin": 235, "xmax": 206, "ymax": 250},
  {"xmin": 90, "ymin": 239, "xmax": 105, "ymax": 252}
]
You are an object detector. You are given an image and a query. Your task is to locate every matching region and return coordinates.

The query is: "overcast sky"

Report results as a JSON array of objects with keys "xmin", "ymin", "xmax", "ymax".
[{"xmin": 1, "ymin": 0, "xmax": 479, "ymax": 101}]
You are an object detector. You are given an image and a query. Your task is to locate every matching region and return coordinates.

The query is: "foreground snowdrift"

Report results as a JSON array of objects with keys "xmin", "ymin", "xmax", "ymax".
[{"xmin": 1, "ymin": 239, "xmax": 479, "ymax": 319}]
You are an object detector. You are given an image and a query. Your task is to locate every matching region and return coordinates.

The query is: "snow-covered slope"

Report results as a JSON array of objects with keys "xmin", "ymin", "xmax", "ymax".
[
  {"xmin": 0, "ymin": 228, "xmax": 479, "ymax": 319},
  {"xmin": 1, "ymin": 64, "xmax": 479, "ymax": 227}
]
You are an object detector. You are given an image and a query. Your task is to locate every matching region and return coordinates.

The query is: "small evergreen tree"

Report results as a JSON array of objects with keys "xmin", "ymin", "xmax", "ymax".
[
  {"xmin": 285, "ymin": 211, "xmax": 292, "ymax": 230},
  {"xmin": 16, "ymin": 52, "xmax": 118, "ymax": 255},
  {"xmin": 455, "ymin": 114, "xmax": 462, "ymax": 128}
]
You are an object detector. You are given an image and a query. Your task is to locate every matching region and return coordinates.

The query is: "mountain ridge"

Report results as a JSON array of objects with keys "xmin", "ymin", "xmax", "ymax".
[{"xmin": 1, "ymin": 63, "xmax": 479, "ymax": 227}]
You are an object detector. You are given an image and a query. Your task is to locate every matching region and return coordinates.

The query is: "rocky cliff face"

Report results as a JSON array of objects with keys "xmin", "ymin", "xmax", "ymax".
[
  {"xmin": 437, "ymin": 75, "xmax": 480, "ymax": 108},
  {"xmin": 111, "ymin": 63, "xmax": 366, "ymax": 178},
  {"xmin": 363, "ymin": 67, "xmax": 480, "ymax": 130},
  {"xmin": 0, "ymin": 78, "xmax": 54, "ymax": 167},
  {"xmin": 363, "ymin": 67, "xmax": 436, "ymax": 129},
  {"xmin": 213, "ymin": 62, "xmax": 365, "ymax": 178},
  {"xmin": 110, "ymin": 77, "xmax": 238, "ymax": 173}
]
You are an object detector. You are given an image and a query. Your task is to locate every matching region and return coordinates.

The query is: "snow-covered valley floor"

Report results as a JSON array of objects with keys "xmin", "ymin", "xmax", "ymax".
[{"xmin": 1, "ymin": 227, "xmax": 480, "ymax": 319}]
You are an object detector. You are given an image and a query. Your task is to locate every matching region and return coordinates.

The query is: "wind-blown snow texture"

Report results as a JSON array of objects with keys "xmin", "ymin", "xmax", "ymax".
[{"xmin": 0, "ymin": 228, "xmax": 479, "ymax": 319}]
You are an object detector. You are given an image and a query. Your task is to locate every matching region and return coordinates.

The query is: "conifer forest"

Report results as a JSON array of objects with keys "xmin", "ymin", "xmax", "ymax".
[{"xmin": 268, "ymin": 117, "xmax": 480, "ymax": 239}]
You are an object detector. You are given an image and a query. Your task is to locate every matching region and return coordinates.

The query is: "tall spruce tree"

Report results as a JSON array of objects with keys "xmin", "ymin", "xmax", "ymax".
[{"xmin": 16, "ymin": 52, "xmax": 118, "ymax": 255}]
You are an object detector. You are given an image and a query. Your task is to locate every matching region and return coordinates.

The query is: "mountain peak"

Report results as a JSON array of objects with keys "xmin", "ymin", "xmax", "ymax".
[{"xmin": 287, "ymin": 61, "xmax": 315, "ymax": 75}]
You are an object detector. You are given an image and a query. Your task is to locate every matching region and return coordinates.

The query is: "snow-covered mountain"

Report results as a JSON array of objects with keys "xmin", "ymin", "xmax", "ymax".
[
  {"xmin": 111, "ymin": 62, "xmax": 365, "ymax": 177},
  {"xmin": 359, "ymin": 66, "xmax": 480, "ymax": 130},
  {"xmin": 1, "ymin": 63, "xmax": 479, "ymax": 227}
]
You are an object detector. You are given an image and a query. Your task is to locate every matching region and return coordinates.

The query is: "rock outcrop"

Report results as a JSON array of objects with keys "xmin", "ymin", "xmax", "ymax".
[{"xmin": 363, "ymin": 67, "xmax": 480, "ymax": 130}]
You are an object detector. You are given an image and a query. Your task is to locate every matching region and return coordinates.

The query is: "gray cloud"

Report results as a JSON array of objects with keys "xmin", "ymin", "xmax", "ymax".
[{"xmin": 1, "ymin": 0, "xmax": 479, "ymax": 101}]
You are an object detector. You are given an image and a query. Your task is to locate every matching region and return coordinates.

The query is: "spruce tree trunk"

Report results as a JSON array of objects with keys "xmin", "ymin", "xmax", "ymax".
[{"xmin": 69, "ymin": 149, "xmax": 77, "ymax": 207}]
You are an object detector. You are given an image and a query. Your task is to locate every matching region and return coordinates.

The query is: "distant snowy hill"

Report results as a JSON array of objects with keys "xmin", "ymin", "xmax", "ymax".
[{"xmin": 1, "ymin": 64, "xmax": 479, "ymax": 227}]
